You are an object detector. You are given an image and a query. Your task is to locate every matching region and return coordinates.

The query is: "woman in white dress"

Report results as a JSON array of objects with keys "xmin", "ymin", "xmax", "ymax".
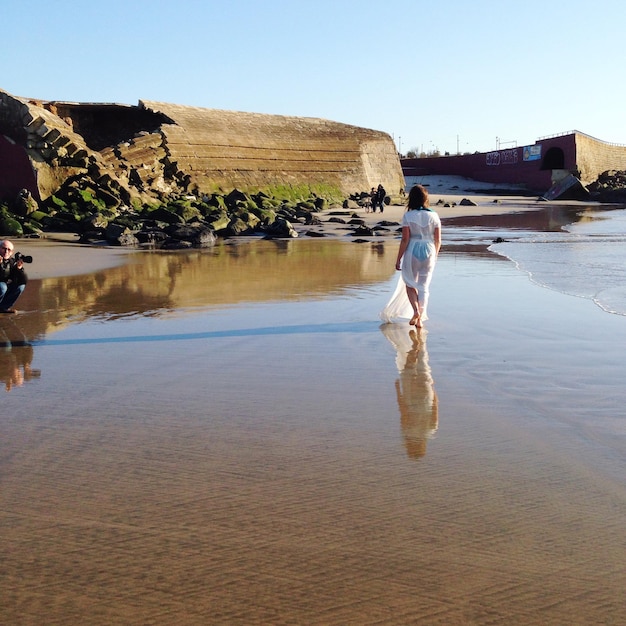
[{"xmin": 380, "ymin": 185, "xmax": 441, "ymax": 327}]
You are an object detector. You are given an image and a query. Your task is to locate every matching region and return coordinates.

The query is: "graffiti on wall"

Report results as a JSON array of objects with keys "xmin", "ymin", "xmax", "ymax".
[{"xmin": 486, "ymin": 149, "xmax": 519, "ymax": 166}]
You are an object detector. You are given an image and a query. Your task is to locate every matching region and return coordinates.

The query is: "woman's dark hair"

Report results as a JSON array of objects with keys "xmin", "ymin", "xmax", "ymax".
[{"xmin": 407, "ymin": 184, "xmax": 430, "ymax": 210}]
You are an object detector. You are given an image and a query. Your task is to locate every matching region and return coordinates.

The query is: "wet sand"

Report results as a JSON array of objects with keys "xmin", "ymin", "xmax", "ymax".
[{"xmin": 1, "ymin": 182, "xmax": 625, "ymax": 625}]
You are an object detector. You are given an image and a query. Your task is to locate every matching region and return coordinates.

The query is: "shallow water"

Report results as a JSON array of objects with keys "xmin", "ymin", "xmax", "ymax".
[
  {"xmin": 487, "ymin": 206, "xmax": 626, "ymax": 315},
  {"xmin": 1, "ymin": 230, "xmax": 625, "ymax": 624}
]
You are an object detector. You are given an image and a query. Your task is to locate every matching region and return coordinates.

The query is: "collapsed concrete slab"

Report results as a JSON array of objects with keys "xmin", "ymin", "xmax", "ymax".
[
  {"xmin": 0, "ymin": 88, "xmax": 404, "ymax": 205},
  {"xmin": 541, "ymin": 173, "xmax": 589, "ymax": 201}
]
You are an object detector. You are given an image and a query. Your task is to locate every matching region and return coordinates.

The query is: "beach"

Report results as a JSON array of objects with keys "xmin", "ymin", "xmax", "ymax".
[{"xmin": 1, "ymin": 178, "xmax": 625, "ymax": 625}]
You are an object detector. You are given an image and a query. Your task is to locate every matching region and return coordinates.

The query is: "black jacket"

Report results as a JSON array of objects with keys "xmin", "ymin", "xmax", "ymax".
[{"xmin": 0, "ymin": 259, "xmax": 28, "ymax": 286}]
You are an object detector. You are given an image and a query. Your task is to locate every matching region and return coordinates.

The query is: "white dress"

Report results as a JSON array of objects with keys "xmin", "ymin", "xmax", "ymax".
[{"xmin": 380, "ymin": 208, "xmax": 441, "ymax": 323}]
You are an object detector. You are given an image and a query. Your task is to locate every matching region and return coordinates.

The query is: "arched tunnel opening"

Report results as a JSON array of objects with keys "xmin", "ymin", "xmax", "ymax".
[{"xmin": 541, "ymin": 146, "xmax": 565, "ymax": 170}]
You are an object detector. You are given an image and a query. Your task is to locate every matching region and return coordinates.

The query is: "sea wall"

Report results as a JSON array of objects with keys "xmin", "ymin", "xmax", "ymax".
[
  {"xmin": 401, "ymin": 150, "xmax": 554, "ymax": 191},
  {"xmin": 401, "ymin": 131, "xmax": 626, "ymax": 192},
  {"xmin": 0, "ymin": 89, "xmax": 404, "ymax": 204},
  {"xmin": 575, "ymin": 133, "xmax": 626, "ymax": 183},
  {"xmin": 141, "ymin": 102, "xmax": 403, "ymax": 196}
]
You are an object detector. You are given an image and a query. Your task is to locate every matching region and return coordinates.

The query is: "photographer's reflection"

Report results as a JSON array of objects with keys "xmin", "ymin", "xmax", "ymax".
[
  {"xmin": 0, "ymin": 318, "xmax": 40, "ymax": 392},
  {"xmin": 381, "ymin": 324, "xmax": 438, "ymax": 460}
]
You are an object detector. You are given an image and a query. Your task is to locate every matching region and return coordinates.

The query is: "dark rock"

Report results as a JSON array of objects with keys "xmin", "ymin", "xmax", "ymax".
[
  {"xmin": 207, "ymin": 212, "xmax": 230, "ymax": 232},
  {"xmin": 166, "ymin": 224, "xmax": 217, "ymax": 247},
  {"xmin": 225, "ymin": 189, "xmax": 248, "ymax": 207},
  {"xmin": 587, "ymin": 169, "xmax": 626, "ymax": 202},
  {"xmin": 162, "ymin": 239, "xmax": 193, "ymax": 250},
  {"xmin": 594, "ymin": 188, "xmax": 626, "ymax": 202},
  {"xmin": 304, "ymin": 214, "xmax": 322, "ymax": 226},
  {"xmin": 0, "ymin": 216, "xmax": 23, "ymax": 236},
  {"xmin": 135, "ymin": 229, "xmax": 168, "ymax": 245},
  {"xmin": 351, "ymin": 225, "xmax": 374, "ymax": 237},
  {"xmin": 111, "ymin": 232, "xmax": 140, "ymax": 247},
  {"xmin": 79, "ymin": 231, "xmax": 106, "ymax": 244},
  {"xmin": 13, "ymin": 189, "xmax": 38, "ymax": 216},
  {"xmin": 105, "ymin": 223, "xmax": 131, "ymax": 241},
  {"xmin": 226, "ymin": 217, "xmax": 252, "ymax": 236},
  {"xmin": 263, "ymin": 217, "xmax": 298, "ymax": 238},
  {"xmin": 147, "ymin": 206, "xmax": 185, "ymax": 224},
  {"xmin": 80, "ymin": 214, "xmax": 110, "ymax": 232}
]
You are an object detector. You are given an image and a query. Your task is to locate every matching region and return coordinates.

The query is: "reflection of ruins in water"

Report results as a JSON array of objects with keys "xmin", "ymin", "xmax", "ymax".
[
  {"xmin": 381, "ymin": 324, "xmax": 438, "ymax": 460},
  {"xmin": 9, "ymin": 239, "xmax": 399, "ymax": 393},
  {"xmin": 20, "ymin": 239, "xmax": 398, "ymax": 324}
]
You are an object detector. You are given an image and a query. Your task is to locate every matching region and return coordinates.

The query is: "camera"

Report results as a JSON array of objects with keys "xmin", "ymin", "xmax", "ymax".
[{"xmin": 14, "ymin": 252, "xmax": 33, "ymax": 264}]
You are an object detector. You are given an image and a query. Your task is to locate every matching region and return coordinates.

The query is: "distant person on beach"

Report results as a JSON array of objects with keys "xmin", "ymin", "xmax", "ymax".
[
  {"xmin": 373, "ymin": 184, "xmax": 386, "ymax": 213},
  {"xmin": 379, "ymin": 185, "xmax": 441, "ymax": 327},
  {"xmin": 369, "ymin": 187, "xmax": 377, "ymax": 212},
  {"xmin": 365, "ymin": 187, "xmax": 376, "ymax": 213},
  {"xmin": 0, "ymin": 239, "xmax": 28, "ymax": 314}
]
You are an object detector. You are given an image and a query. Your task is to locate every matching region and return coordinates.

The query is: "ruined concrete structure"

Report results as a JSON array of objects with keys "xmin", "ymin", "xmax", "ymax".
[
  {"xmin": 402, "ymin": 131, "xmax": 626, "ymax": 192},
  {"xmin": 0, "ymin": 88, "xmax": 404, "ymax": 204}
]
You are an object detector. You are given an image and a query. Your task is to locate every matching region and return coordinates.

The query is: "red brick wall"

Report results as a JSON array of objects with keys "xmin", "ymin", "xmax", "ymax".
[
  {"xmin": 0, "ymin": 135, "xmax": 39, "ymax": 202},
  {"xmin": 401, "ymin": 132, "xmax": 626, "ymax": 192}
]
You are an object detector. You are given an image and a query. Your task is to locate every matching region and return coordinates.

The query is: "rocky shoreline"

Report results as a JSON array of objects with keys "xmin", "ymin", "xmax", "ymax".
[
  {"xmin": 586, "ymin": 169, "xmax": 626, "ymax": 201},
  {"xmin": 2, "ymin": 184, "xmax": 406, "ymax": 248},
  {"xmin": 2, "ymin": 170, "xmax": 625, "ymax": 250}
]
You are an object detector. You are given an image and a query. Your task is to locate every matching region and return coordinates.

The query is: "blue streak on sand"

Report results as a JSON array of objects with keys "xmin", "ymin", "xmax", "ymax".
[{"xmin": 33, "ymin": 321, "xmax": 379, "ymax": 347}]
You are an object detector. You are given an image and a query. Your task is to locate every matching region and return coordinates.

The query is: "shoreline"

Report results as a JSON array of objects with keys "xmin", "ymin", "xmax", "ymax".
[{"xmin": 10, "ymin": 175, "xmax": 606, "ymax": 280}]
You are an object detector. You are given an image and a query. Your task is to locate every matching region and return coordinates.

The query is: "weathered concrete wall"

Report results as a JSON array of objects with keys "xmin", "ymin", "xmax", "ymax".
[
  {"xmin": 140, "ymin": 101, "xmax": 402, "ymax": 195},
  {"xmin": 575, "ymin": 133, "xmax": 626, "ymax": 183},
  {"xmin": 0, "ymin": 88, "xmax": 404, "ymax": 203}
]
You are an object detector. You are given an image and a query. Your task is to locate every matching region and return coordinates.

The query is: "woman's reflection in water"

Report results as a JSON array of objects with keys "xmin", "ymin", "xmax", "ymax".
[{"xmin": 381, "ymin": 324, "xmax": 438, "ymax": 460}]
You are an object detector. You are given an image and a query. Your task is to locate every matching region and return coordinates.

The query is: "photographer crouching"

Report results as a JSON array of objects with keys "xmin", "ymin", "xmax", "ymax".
[{"xmin": 0, "ymin": 239, "xmax": 31, "ymax": 314}]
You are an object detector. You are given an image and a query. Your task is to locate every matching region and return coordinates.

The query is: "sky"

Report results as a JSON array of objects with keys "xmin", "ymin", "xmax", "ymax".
[{"xmin": 2, "ymin": 0, "xmax": 625, "ymax": 156}]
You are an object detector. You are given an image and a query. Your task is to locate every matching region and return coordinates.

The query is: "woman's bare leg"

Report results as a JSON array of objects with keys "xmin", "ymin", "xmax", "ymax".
[{"xmin": 406, "ymin": 286, "xmax": 422, "ymax": 327}]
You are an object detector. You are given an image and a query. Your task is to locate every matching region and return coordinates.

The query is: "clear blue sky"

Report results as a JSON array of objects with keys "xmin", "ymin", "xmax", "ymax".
[{"xmin": 2, "ymin": 0, "xmax": 625, "ymax": 155}]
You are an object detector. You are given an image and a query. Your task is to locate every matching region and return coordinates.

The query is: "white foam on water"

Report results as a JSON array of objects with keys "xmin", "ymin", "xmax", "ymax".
[{"xmin": 489, "ymin": 208, "xmax": 626, "ymax": 316}]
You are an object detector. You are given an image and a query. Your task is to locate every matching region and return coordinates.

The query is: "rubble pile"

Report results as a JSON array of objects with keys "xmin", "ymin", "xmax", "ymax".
[
  {"xmin": 0, "ymin": 184, "xmax": 342, "ymax": 246},
  {"xmin": 587, "ymin": 170, "xmax": 626, "ymax": 202}
]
